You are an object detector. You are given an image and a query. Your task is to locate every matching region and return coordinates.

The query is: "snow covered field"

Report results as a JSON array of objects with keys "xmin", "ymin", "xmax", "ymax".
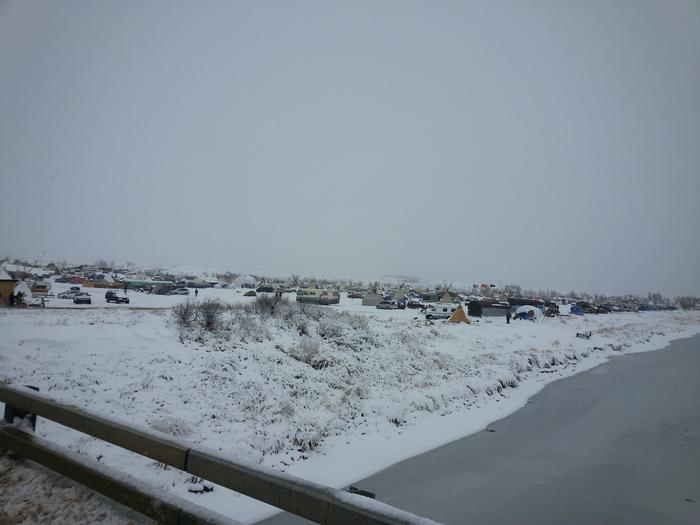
[{"xmin": 1, "ymin": 297, "xmax": 698, "ymax": 524}]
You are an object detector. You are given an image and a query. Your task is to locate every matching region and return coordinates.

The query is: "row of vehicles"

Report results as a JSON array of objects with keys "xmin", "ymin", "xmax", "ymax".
[
  {"xmin": 56, "ymin": 286, "xmax": 131, "ymax": 305},
  {"xmin": 375, "ymin": 298, "xmax": 464, "ymax": 320},
  {"xmin": 56, "ymin": 286, "xmax": 90, "ymax": 304},
  {"xmin": 376, "ymin": 296, "xmax": 429, "ymax": 311},
  {"xmin": 57, "ymin": 287, "xmax": 93, "ymax": 304}
]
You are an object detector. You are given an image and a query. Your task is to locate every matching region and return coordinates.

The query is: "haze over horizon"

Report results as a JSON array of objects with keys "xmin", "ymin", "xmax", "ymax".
[{"xmin": 1, "ymin": 1, "xmax": 699, "ymax": 297}]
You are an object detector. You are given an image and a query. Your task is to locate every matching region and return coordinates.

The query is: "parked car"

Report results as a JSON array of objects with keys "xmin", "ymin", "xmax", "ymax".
[
  {"xmin": 105, "ymin": 290, "xmax": 130, "ymax": 304},
  {"xmin": 73, "ymin": 292, "xmax": 92, "ymax": 305},
  {"xmin": 376, "ymin": 300, "xmax": 400, "ymax": 310},
  {"xmin": 407, "ymin": 298, "xmax": 428, "ymax": 309},
  {"xmin": 169, "ymin": 288, "xmax": 189, "ymax": 295},
  {"xmin": 57, "ymin": 289, "xmax": 80, "ymax": 299}
]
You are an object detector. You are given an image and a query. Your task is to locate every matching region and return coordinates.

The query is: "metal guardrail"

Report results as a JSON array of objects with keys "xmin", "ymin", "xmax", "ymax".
[
  {"xmin": 0, "ymin": 383, "xmax": 441, "ymax": 525},
  {"xmin": 0, "ymin": 426, "xmax": 236, "ymax": 525}
]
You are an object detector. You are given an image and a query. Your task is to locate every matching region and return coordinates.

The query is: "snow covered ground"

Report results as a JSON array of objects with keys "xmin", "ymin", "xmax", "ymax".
[
  {"xmin": 0, "ymin": 455, "xmax": 151, "ymax": 525},
  {"xmin": 0, "ymin": 298, "xmax": 698, "ymax": 524}
]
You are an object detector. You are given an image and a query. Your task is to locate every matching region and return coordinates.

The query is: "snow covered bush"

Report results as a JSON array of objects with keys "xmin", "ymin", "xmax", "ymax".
[
  {"xmin": 278, "ymin": 400, "xmax": 295, "ymax": 418},
  {"xmin": 289, "ymin": 336, "xmax": 320, "ymax": 364},
  {"xmin": 230, "ymin": 308, "xmax": 269, "ymax": 342},
  {"xmin": 271, "ymin": 297, "xmax": 298, "ymax": 323},
  {"xmin": 292, "ymin": 425, "xmax": 326, "ymax": 453},
  {"xmin": 318, "ymin": 315, "xmax": 345, "ymax": 341},
  {"xmin": 172, "ymin": 300, "xmax": 196, "ymax": 327},
  {"xmin": 253, "ymin": 294, "xmax": 278, "ymax": 316},
  {"xmin": 197, "ymin": 299, "xmax": 225, "ymax": 331},
  {"xmin": 149, "ymin": 414, "xmax": 193, "ymax": 438}
]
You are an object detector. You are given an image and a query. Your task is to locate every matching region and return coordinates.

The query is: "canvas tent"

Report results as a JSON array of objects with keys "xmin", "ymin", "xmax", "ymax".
[
  {"xmin": 448, "ymin": 305, "xmax": 471, "ymax": 324},
  {"xmin": 14, "ymin": 281, "xmax": 32, "ymax": 298},
  {"xmin": 439, "ymin": 291, "xmax": 453, "ymax": 304}
]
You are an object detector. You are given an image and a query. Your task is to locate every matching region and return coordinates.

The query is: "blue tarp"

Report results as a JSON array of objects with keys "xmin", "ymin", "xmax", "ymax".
[{"xmin": 570, "ymin": 305, "xmax": 584, "ymax": 315}]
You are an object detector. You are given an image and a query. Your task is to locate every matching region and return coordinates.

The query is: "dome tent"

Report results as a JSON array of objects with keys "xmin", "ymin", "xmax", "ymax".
[
  {"xmin": 234, "ymin": 274, "xmax": 256, "ymax": 288},
  {"xmin": 515, "ymin": 305, "xmax": 542, "ymax": 320}
]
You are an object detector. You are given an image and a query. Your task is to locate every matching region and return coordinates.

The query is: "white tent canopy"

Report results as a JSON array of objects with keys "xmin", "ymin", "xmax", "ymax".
[
  {"xmin": 515, "ymin": 305, "xmax": 542, "ymax": 318},
  {"xmin": 234, "ymin": 274, "xmax": 256, "ymax": 288},
  {"xmin": 14, "ymin": 281, "xmax": 32, "ymax": 297}
]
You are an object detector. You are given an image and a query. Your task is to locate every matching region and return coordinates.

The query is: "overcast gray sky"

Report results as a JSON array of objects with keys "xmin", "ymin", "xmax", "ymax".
[{"xmin": 1, "ymin": 0, "xmax": 699, "ymax": 296}]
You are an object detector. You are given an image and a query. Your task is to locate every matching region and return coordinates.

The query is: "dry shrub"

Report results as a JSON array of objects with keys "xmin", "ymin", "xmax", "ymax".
[
  {"xmin": 173, "ymin": 300, "xmax": 196, "ymax": 327},
  {"xmin": 231, "ymin": 309, "xmax": 269, "ymax": 342},
  {"xmin": 254, "ymin": 294, "xmax": 278, "ymax": 316},
  {"xmin": 290, "ymin": 336, "xmax": 320, "ymax": 364},
  {"xmin": 197, "ymin": 299, "xmax": 225, "ymax": 331}
]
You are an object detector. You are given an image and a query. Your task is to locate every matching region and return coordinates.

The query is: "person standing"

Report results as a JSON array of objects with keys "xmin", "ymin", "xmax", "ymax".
[
  {"xmin": 506, "ymin": 309, "xmax": 511, "ymax": 324},
  {"xmin": 195, "ymin": 288, "xmax": 199, "ymax": 297}
]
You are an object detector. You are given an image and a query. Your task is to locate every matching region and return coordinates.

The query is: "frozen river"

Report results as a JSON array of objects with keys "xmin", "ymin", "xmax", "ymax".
[{"xmin": 260, "ymin": 335, "xmax": 700, "ymax": 525}]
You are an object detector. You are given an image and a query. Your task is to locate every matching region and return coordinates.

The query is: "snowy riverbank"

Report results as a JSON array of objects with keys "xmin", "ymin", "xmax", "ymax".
[{"xmin": 1, "ymin": 305, "xmax": 698, "ymax": 523}]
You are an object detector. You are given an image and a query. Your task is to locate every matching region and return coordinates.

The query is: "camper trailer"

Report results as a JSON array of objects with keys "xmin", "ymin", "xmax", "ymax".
[
  {"xmin": 31, "ymin": 281, "xmax": 51, "ymax": 297},
  {"xmin": 296, "ymin": 288, "xmax": 340, "ymax": 305},
  {"xmin": 425, "ymin": 303, "xmax": 461, "ymax": 320}
]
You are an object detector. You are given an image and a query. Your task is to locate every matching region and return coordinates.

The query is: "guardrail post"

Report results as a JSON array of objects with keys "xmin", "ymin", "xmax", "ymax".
[{"xmin": 3, "ymin": 385, "xmax": 39, "ymax": 431}]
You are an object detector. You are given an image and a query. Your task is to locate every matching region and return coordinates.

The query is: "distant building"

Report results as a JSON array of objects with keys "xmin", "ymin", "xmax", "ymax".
[{"xmin": 0, "ymin": 268, "xmax": 18, "ymax": 307}]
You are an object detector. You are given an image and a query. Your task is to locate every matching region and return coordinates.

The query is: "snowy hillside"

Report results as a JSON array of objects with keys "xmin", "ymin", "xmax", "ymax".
[{"xmin": 0, "ymin": 303, "xmax": 698, "ymax": 523}]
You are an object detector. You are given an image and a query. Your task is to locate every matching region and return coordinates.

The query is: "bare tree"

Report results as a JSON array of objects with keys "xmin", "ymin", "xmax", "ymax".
[{"xmin": 676, "ymin": 296, "xmax": 699, "ymax": 310}]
